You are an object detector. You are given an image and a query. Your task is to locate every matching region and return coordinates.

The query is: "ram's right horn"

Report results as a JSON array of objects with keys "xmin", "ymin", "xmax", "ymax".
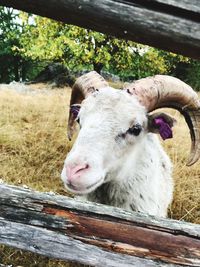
[{"xmin": 124, "ymin": 75, "xmax": 200, "ymax": 166}]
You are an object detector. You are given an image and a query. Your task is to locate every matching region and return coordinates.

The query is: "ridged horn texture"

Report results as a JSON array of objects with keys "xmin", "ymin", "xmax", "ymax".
[
  {"xmin": 124, "ymin": 75, "xmax": 200, "ymax": 166},
  {"xmin": 67, "ymin": 71, "xmax": 109, "ymax": 140}
]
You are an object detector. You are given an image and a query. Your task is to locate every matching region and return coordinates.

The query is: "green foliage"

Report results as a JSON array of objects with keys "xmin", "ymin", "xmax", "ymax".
[
  {"xmin": 0, "ymin": 7, "xmax": 41, "ymax": 82},
  {"xmin": 0, "ymin": 7, "xmax": 199, "ymax": 89},
  {"xmin": 18, "ymin": 16, "xmax": 168, "ymax": 77},
  {"xmin": 184, "ymin": 60, "xmax": 200, "ymax": 91},
  {"xmin": 158, "ymin": 51, "xmax": 200, "ymax": 90},
  {"xmin": 111, "ymin": 46, "xmax": 168, "ymax": 80},
  {"xmin": 0, "ymin": 7, "xmax": 20, "ymax": 82}
]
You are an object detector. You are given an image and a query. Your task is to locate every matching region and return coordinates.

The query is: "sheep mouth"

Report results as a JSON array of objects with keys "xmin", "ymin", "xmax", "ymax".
[{"xmin": 66, "ymin": 177, "xmax": 104, "ymax": 194}]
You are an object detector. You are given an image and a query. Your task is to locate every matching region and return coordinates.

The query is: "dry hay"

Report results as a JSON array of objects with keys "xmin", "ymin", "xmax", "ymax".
[{"xmin": 0, "ymin": 84, "xmax": 199, "ymax": 266}]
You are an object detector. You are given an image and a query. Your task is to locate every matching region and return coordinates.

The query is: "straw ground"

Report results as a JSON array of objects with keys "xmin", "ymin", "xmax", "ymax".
[{"xmin": 0, "ymin": 85, "xmax": 199, "ymax": 266}]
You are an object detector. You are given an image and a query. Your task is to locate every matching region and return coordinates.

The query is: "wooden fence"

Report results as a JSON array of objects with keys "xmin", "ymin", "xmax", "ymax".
[
  {"xmin": 0, "ymin": 0, "xmax": 200, "ymax": 60},
  {"xmin": 0, "ymin": 183, "xmax": 200, "ymax": 266},
  {"xmin": 0, "ymin": 0, "xmax": 200, "ymax": 266}
]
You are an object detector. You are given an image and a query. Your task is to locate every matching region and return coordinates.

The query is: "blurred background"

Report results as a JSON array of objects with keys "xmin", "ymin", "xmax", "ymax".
[{"xmin": 0, "ymin": 6, "xmax": 200, "ymax": 87}]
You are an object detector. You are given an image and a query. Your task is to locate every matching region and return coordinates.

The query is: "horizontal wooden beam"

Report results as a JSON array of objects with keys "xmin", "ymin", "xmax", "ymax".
[
  {"xmin": 0, "ymin": 183, "xmax": 200, "ymax": 266},
  {"xmin": 0, "ymin": 0, "xmax": 200, "ymax": 60},
  {"xmin": 146, "ymin": 0, "xmax": 200, "ymax": 13}
]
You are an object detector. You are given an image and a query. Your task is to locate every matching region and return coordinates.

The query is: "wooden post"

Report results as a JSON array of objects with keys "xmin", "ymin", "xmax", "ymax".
[
  {"xmin": 0, "ymin": 0, "xmax": 200, "ymax": 59},
  {"xmin": 0, "ymin": 183, "xmax": 200, "ymax": 266}
]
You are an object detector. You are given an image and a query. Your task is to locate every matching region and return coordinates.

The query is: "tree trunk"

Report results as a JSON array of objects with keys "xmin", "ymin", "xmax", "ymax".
[
  {"xmin": 93, "ymin": 62, "xmax": 104, "ymax": 74},
  {"xmin": 13, "ymin": 56, "xmax": 20, "ymax": 81}
]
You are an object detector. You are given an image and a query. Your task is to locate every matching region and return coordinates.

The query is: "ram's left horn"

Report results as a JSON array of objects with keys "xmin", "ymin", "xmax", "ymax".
[
  {"xmin": 124, "ymin": 75, "xmax": 200, "ymax": 166},
  {"xmin": 68, "ymin": 71, "xmax": 108, "ymax": 140}
]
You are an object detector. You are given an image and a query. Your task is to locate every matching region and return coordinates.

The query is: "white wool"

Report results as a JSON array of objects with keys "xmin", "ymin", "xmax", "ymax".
[{"xmin": 61, "ymin": 87, "xmax": 173, "ymax": 217}]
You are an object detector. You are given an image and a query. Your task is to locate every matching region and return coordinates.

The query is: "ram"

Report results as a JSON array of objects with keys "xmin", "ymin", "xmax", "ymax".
[{"xmin": 61, "ymin": 71, "xmax": 200, "ymax": 217}]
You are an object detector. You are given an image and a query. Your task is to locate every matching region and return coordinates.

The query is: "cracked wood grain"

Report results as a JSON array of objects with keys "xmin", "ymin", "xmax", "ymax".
[{"xmin": 0, "ymin": 183, "xmax": 200, "ymax": 266}]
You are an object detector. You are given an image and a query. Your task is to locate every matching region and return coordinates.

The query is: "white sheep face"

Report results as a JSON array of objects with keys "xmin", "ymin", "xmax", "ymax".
[{"xmin": 61, "ymin": 87, "xmax": 147, "ymax": 194}]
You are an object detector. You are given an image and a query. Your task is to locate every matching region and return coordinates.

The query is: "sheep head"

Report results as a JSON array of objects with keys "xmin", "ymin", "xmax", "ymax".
[{"xmin": 61, "ymin": 72, "xmax": 200, "ymax": 194}]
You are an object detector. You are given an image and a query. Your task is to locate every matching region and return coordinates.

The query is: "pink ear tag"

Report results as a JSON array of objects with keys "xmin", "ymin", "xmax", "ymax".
[
  {"xmin": 153, "ymin": 117, "xmax": 173, "ymax": 140},
  {"xmin": 70, "ymin": 105, "xmax": 80, "ymax": 119}
]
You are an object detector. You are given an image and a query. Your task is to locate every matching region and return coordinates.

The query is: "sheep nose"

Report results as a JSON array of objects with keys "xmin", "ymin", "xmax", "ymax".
[{"xmin": 66, "ymin": 163, "xmax": 89, "ymax": 182}]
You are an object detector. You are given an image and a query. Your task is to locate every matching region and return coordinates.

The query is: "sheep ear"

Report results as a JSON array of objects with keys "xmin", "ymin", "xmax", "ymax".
[
  {"xmin": 70, "ymin": 104, "xmax": 81, "ymax": 119},
  {"xmin": 148, "ymin": 112, "xmax": 176, "ymax": 140}
]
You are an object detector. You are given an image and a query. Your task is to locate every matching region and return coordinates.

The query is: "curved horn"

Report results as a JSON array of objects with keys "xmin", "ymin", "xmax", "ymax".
[
  {"xmin": 124, "ymin": 75, "xmax": 200, "ymax": 166},
  {"xmin": 67, "ymin": 71, "xmax": 108, "ymax": 140}
]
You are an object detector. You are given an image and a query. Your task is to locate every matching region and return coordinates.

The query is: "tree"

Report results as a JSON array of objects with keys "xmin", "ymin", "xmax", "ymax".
[
  {"xmin": 184, "ymin": 60, "xmax": 200, "ymax": 90},
  {"xmin": 0, "ymin": 7, "xmax": 20, "ymax": 82},
  {"xmin": 1, "ymin": 10, "xmax": 199, "ymax": 87},
  {"xmin": 158, "ymin": 50, "xmax": 200, "ymax": 90},
  {"xmin": 109, "ymin": 45, "xmax": 168, "ymax": 80},
  {"xmin": 0, "ymin": 7, "xmax": 36, "ymax": 82},
  {"xmin": 19, "ymin": 16, "xmax": 168, "ymax": 79}
]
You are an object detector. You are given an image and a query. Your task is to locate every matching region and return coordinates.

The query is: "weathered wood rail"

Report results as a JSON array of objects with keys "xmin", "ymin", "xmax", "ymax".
[
  {"xmin": 0, "ymin": 183, "xmax": 200, "ymax": 266},
  {"xmin": 0, "ymin": 0, "xmax": 200, "ymax": 60}
]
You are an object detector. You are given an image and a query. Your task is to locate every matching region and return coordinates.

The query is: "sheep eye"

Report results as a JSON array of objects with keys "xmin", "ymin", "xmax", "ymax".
[{"xmin": 127, "ymin": 124, "xmax": 142, "ymax": 136}]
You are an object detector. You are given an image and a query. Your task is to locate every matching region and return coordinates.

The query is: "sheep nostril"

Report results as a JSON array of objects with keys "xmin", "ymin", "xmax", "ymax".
[
  {"xmin": 66, "ymin": 163, "xmax": 90, "ymax": 181},
  {"xmin": 75, "ymin": 164, "xmax": 88, "ymax": 174},
  {"xmin": 74, "ymin": 164, "xmax": 89, "ymax": 175}
]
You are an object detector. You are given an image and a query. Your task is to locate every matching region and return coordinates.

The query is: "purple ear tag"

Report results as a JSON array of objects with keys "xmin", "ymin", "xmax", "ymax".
[
  {"xmin": 153, "ymin": 117, "xmax": 173, "ymax": 140},
  {"xmin": 70, "ymin": 105, "xmax": 80, "ymax": 119}
]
